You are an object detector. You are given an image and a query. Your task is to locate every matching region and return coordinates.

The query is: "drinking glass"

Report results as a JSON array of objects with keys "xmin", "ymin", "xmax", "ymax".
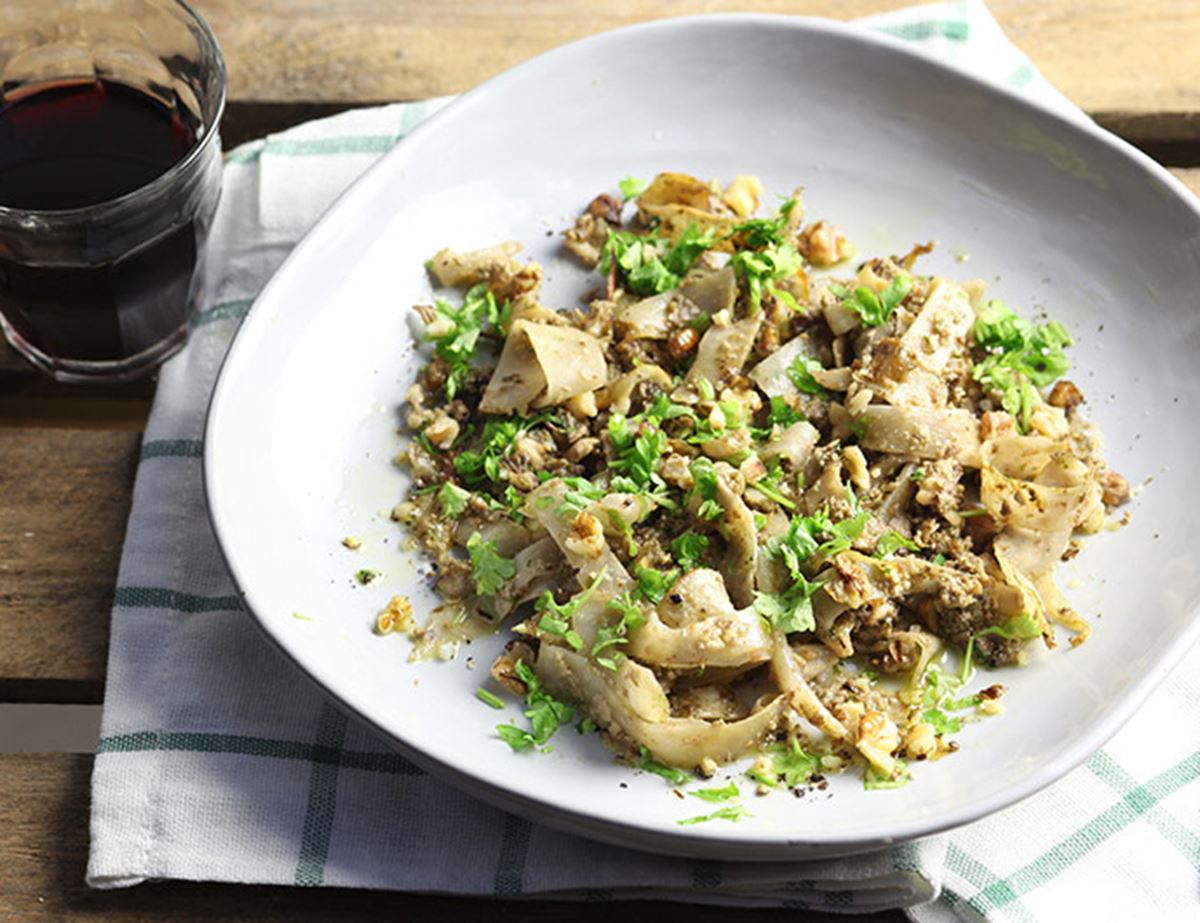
[{"xmin": 0, "ymin": 0, "xmax": 225, "ymax": 382}]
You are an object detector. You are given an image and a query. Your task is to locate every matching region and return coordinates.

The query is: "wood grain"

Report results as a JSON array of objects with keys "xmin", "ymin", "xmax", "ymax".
[
  {"xmin": 188, "ymin": 0, "xmax": 1200, "ymax": 142},
  {"xmin": 0, "ymin": 753, "xmax": 903, "ymax": 922},
  {"xmin": 0, "ymin": 430, "xmax": 139, "ymax": 703}
]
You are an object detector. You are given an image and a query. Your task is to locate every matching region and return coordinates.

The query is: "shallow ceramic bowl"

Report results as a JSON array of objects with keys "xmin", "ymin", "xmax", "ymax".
[{"xmin": 205, "ymin": 15, "xmax": 1200, "ymax": 859}]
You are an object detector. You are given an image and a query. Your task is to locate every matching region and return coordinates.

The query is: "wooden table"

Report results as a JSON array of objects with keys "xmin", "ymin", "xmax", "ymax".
[{"xmin": 2, "ymin": 2, "xmax": 1197, "ymax": 919}]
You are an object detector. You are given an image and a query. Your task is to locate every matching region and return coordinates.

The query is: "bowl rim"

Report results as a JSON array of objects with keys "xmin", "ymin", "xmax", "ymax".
[{"xmin": 204, "ymin": 12, "xmax": 1200, "ymax": 859}]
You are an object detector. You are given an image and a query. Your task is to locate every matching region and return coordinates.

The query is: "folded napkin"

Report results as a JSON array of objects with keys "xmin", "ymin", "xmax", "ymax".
[{"xmin": 88, "ymin": 2, "xmax": 1200, "ymax": 918}]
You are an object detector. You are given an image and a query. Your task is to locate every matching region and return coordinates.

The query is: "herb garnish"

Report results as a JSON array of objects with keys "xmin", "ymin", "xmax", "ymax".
[
  {"xmin": 466, "ymin": 532, "xmax": 517, "ymax": 596},
  {"xmin": 495, "ymin": 660, "xmax": 575, "ymax": 752},
  {"xmin": 639, "ymin": 746, "xmax": 690, "ymax": 785},
  {"xmin": 425, "ymin": 282, "xmax": 510, "ymax": 398}
]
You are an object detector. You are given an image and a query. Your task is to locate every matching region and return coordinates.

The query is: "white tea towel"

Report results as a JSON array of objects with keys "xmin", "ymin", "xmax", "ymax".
[{"xmin": 88, "ymin": 2, "xmax": 1200, "ymax": 918}]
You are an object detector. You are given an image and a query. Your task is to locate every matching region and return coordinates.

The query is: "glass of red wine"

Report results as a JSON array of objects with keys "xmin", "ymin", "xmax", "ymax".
[{"xmin": 0, "ymin": 1, "xmax": 225, "ymax": 382}]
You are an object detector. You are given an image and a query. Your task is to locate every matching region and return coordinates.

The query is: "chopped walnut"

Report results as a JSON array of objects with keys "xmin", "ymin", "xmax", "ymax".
[
  {"xmin": 797, "ymin": 220, "xmax": 855, "ymax": 267},
  {"xmin": 564, "ymin": 511, "xmax": 606, "ymax": 558},
  {"xmin": 1047, "ymin": 379, "xmax": 1084, "ymax": 409},
  {"xmin": 1101, "ymin": 470, "xmax": 1130, "ymax": 507}
]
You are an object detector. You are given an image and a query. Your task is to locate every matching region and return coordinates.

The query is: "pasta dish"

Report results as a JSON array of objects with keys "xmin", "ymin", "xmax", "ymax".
[{"xmin": 384, "ymin": 172, "xmax": 1128, "ymax": 795}]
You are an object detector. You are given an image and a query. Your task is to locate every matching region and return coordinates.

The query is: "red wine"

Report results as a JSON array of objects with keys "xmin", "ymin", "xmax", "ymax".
[{"xmin": 0, "ymin": 79, "xmax": 210, "ymax": 366}]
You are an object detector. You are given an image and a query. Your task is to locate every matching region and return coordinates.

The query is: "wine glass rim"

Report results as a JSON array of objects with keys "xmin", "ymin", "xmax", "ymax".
[{"xmin": 0, "ymin": 0, "xmax": 227, "ymax": 223}]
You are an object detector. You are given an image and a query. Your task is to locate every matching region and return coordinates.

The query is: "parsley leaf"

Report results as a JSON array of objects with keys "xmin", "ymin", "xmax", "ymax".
[
  {"xmin": 617, "ymin": 176, "xmax": 646, "ymax": 200},
  {"xmin": 677, "ymin": 805, "xmax": 751, "ymax": 825},
  {"xmin": 639, "ymin": 746, "xmax": 690, "ymax": 785},
  {"xmin": 690, "ymin": 781, "xmax": 740, "ymax": 802},
  {"xmin": 960, "ymin": 611, "xmax": 1043, "ymax": 681},
  {"xmin": 690, "ymin": 457, "xmax": 724, "ymax": 521},
  {"xmin": 753, "ymin": 573, "xmax": 821, "ymax": 634},
  {"xmin": 863, "ymin": 759, "xmax": 911, "ymax": 790},
  {"xmin": 669, "ymin": 531, "xmax": 711, "ymax": 571},
  {"xmin": 634, "ymin": 565, "xmax": 679, "ymax": 605},
  {"xmin": 437, "ymin": 482, "xmax": 471, "ymax": 518},
  {"xmin": 754, "ymin": 738, "xmax": 821, "ymax": 788},
  {"xmin": 730, "ymin": 241, "xmax": 804, "ymax": 312},
  {"xmin": 786, "ymin": 355, "xmax": 828, "ymax": 397},
  {"xmin": 730, "ymin": 198, "xmax": 798, "ymax": 249},
  {"xmin": 466, "ymin": 531, "xmax": 517, "ymax": 596},
  {"xmin": 534, "ymin": 568, "xmax": 607, "ymax": 652},
  {"xmin": 600, "ymin": 225, "xmax": 716, "ymax": 296},
  {"xmin": 874, "ymin": 530, "xmax": 920, "ymax": 557},
  {"xmin": 453, "ymin": 413, "xmax": 559, "ymax": 487},
  {"xmin": 841, "ymin": 275, "xmax": 912, "ymax": 328},
  {"xmin": 496, "ymin": 660, "xmax": 574, "ymax": 752},
  {"xmin": 608, "ymin": 414, "xmax": 668, "ymax": 489},
  {"xmin": 425, "ymin": 282, "xmax": 510, "ymax": 398},
  {"xmin": 971, "ymin": 299, "xmax": 1072, "ymax": 433},
  {"xmin": 592, "ymin": 592, "xmax": 647, "ymax": 670}
]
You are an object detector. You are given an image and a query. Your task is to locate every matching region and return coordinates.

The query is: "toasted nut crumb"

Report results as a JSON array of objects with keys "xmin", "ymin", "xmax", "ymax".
[
  {"xmin": 586, "ymin": 192, "xmax": 623, "ymax": 224},
  {"xmin": 667, "ymin": 325, "xmax": 700, "ymax": 359},
  {"xmin": 564, "ymin": 511, "xmax": 606, "ymax": 558},
  {"xmin": 1101, "ymin": 470, "xmax": 1130, "ymax": 507},
  {"xmin": 565, "ymin": 436, "xmax": 600, "ymax": 463},
  {"xmin": 424, "ymin": 413, "xmax": 460, "ymax": 449},
  {"xmin": 797, "ymin": 219, "xmax": 855, "ymax": 267},
  {"xmin": 341, "ymin": 536, "xmax": 362, "ymax": 550},
  {"xmin": 375, "ymin": 595, "xmax": 414, "ymax": 635},
  {"xmin": 1047, "ymin": 379, "xmax": 1084, "ymax": 409}
]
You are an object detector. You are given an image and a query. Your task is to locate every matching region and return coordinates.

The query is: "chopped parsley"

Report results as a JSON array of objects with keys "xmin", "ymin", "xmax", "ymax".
[
  {"xmin": 960, "ymin": 611, "xmax": 1043, "ymax": 681},
  {"xmin": 730, "ymin": 241, "xmax": 804, "ymax": 312},
  {"xmin": 863, "ymin": 759, "xmax": 911, "ymax": 790},
  {"xmin": 475, "ymin": 687, "xmax": 505, "ymax": 709},
  {"xmin": 786, "ymin": 355, "xmax": 828, "ymax": 397},
  {"xmin": 669, "ymin": 531, "xmax": 711, "ymax": 571},
  {"xmin": 753, "ymin": 572, "xmax": 821, "ymax": 634},
  {"xmin": 972, "ymin": 299, "xmax": 1072, "ymax": 433},
  {"xmin": 752, "ymin": 738, "xmax": 821, "ymax": 788},
  {"xmin": 577, "ymin": 717, "xmax": 597, "ymax": 735},
  {"xmin": 437, "ymin": 482, "xmax": 471, "ymax": 518},
  {"xmin": 910, "ymin": 466, "xmax": 927, "ymax": 481},
  {"xmin": 677, "ymin": 804, "xmax": 752, "ymax": 825},
  {"xmin": 729, "ymin": 198, "xmax": 797, "ymax": 249},
  {"xmin": 920, "ymin": 664, "xmax": 981, "ymax": 734},
  {"xmin": 592, "ymin": 592, "xmax": 647, "ymax": 670},
  {"xmin": 617, "ymin": 175, "xmax": 646, "ymax": 200},
  {"xmin": 466, "ymin": 532, "xmax": 517, "ymax": 596},
  {"xmin": 608, "ymin": 414, "xmax": 668, "ymax": 489},
  {"xmin": 750, "ymin": 458, "xmax": 797, "ymax": 511},
  {"xmin": 425, "ymin": 282, "xmax": 510, "ymax": 398},
  {"xmin": 634, "ymin": 565, "xmax": 680, "ymax": 605},
  {"xmin": 600, "ymin": 225, "xmax": 717, "ymax": 296},
  {"xmin": 534, "ymin": 568, "xmax": 607, "ymax": 652},
  {"xmin": 690, "ymin": 457, "xmax": 724, "ymax": 521},
  {"xmin": 454, "ymin": 412, "xmax": 559, "ymax": 486},
  {"xmin": 690, "ymin": 781, "xmax": 740, "ymax": 802},
  {"xmin": 639, "ymin": 746, "xmax": 690, "ymax": 785},
  {"xmin": 354, "ymin": 569, "xmax": 380, "ymax": 585},
  {"xmin": 875, "ymin": 530, "xmax": 920, "ymax": 557},
  {"xmin": 496, "ymin": 660, "xmax": 574, "ymax": 752},
  {"xmin": 555, "ymin": 476, "xmax": 607, "ymax": 516},
  {"xmin": 837, "ymin": 275, "xmax": 912, "ymax": 328},
  {"xmin": 752, "ymin": 396, "xmax": 805, "ymax": 441}
]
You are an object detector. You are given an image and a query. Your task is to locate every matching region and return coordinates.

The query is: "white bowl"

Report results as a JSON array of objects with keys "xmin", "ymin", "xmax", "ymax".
[{"xmin": 205, "ymin": 15, "xmax": 1200, "ymax": 859}]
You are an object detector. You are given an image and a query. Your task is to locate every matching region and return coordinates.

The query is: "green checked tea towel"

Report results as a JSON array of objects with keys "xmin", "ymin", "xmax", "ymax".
[{"xmin": 88, "ymin": 2, "xmax": 1200, "ymax": 918}]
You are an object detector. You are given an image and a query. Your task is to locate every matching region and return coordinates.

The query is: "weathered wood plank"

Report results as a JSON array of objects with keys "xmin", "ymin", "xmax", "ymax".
[
  {"xmin": 189, "ymin": 0, "xmax": 1200, "ymax": 142},
  {"xmin": 0, "ymin": 753, "xmax": 901, "ymax": 922},
  {"xmin": 0, "ymin": 430, "xmax": 139, "ymax": 703}
]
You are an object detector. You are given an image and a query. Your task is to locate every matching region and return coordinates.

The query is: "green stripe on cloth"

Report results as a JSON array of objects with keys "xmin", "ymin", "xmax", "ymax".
[
  {"xmin": 295, "ymin": 703, "xmax": 351, "ymax": 886},
  {"xmin": 874, "ymin": 19, "xmax": 969, "ymax": 42},
  {"xmin": 493, "ymin": 814, "xmax": 533, "ymax": 896},
  {"xmin": 1007, "ymin": 62, "xmax": 1036, "ymax": 88},
  {"xmin": 140, "ymin": 439, "xmax": 203, "ymax": 461},
  {"xmin": 192, "ymin": 298, "xmax": 254, "ymax": 328},
  {"xmin": 1087, "ymin": 750, "xmax": 1200, "ymax": 871},
  {"xmin": 112, "ymin": 587, "xmax": 243, "ymax": 613},
  {"xmin": 945, "ymin": 844, "xmax": 1038, "ymax": 923},
  {"xmin": 227, "ymin": 134, "xmax": 402, "ymax": 166},
  {"xmin": 967, "ymin": 750, "xmax": 1200, "ymax": 914},
  {"xmin": 96, "ymin": 730, "xmax": 424, "ymax": 775}
]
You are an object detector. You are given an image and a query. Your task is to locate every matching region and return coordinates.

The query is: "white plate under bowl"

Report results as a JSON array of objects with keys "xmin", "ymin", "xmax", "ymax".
[{"xmin": 205, "ymin": 15, "xmax": 1200, "ymax": 859}]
